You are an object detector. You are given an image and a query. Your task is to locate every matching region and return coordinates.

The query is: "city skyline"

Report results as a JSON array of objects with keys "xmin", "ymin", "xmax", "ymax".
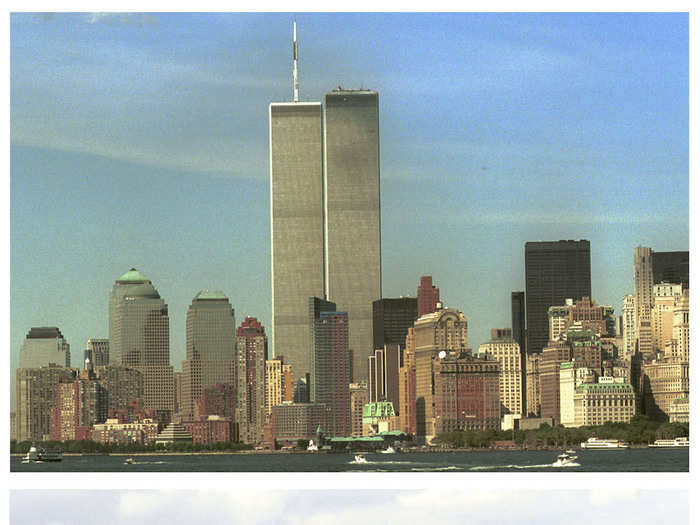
[{"xmin": 10, "ymin": 13, "xmax": 688, "ymax": 386}]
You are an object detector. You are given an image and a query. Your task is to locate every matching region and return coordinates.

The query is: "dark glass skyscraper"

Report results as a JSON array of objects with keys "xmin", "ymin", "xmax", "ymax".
[
  {"xmin": 652, "ymin": 251, "xmax": 689, "ymax": 288},
  {"xmin": 524, "ymin": 240, "xmax": 591, "ymax": 355},
  {"xmin": 372, "ymin": 297, "xmax": 418, "ymax": 350}
]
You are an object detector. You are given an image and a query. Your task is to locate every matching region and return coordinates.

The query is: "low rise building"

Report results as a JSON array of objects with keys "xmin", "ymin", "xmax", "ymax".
[
  {"xmin": 269, "ymin": 402, "xmax": 329, "ymax": 445},
  {"xmin": 362, "ymin": 401, "xmax": 399, "ymax": 435},
  {"xmin": 573, "ymin": 381, "xmax": 636, "ymax": 426},
  {"xmin": 92, "ymin": 417, "xmax": 159, "ymax": 445},
  {"xmin": 182, "ymin": 415, "xmax": 235, "ymax": 444}
]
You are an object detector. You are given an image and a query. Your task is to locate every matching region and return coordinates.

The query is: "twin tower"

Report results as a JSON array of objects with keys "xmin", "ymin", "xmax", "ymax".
[{"xmin": 269, "ymin": 89, "xmax": 381, "ymax": 384}]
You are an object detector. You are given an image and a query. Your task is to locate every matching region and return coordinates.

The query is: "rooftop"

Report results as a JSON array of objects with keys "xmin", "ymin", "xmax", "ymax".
[{"xmin": 116, "ymin": 268, "xmax": 149, "ymax": 283}]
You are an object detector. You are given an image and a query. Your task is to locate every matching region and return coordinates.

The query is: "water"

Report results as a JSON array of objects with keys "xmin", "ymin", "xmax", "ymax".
[{"xmin": 11, "ymin": 448, "xmax": 688, "ymax": 472}]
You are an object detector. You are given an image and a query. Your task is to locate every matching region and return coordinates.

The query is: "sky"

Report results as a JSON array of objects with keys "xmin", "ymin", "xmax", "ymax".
[
  {"xmin": 9, "ymin": 13, "xmax": 689, "ymax": 395},
  {"xmin": 9, "ymin": 489, "xmax": 689, "ymax": 524}
]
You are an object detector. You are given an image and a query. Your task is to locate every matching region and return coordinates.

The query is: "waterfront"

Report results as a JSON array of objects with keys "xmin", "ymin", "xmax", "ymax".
[{"xmin": 11, "ymin": 448, "xmax": 687, "ymax": 472}]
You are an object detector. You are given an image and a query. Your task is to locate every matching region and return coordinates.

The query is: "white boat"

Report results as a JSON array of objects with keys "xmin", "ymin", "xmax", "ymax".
[
  {"xmin": 580, "ymin": 437, "xmax": 629, "ymax": 449},
  {"xmin": 354, "ymin": 453, "xmax": 367, "ymax": 463},
  {"xmin": 124, "ymin": 458, "xmax": 135, "ymax": 464},
  {"xmin": 380, "ymin": 446, "xmax": 396, "ymax": 454},
  {"xmin": 22, "ymin": 445, "xmax": 62, "ymax": 463},
  {"xmin": 306, "ymin": 440, "xmax": 319, "ymax": 452},
  {"xmin": 649, "ymin": 437, "xmax": 689, "ymax": 448},
  {"xmin": 553, "ymin": 452, "xmax": 578, "ymax": 466}
]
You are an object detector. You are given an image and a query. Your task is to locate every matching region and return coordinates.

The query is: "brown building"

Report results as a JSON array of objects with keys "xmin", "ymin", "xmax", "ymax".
[
  {"xmin": 182, "ymin": 415, "xmax": 236, "ymax": 444},
  {"xmin": 265, "ymin": 358, "xmax": 293, "ymax": 417},
  {"xmin": 525, "ymin": 353, "xmax": 541, "ymax": 417},
  {"xmin": 96, "ymin": 364, "xmax": 144, "ymax": 414},
  {"xmin": 417, "ymin": 276, "xmax": 440, "ymax": 317},
  {"xmin": 368, "ymin": 344, "xmax": 402, "ymax": 409},
  {"xmin": 433, "ymin": 352, "xmax": 500, "ymax": 434},
  {"xmin": 413, "ymin": 307, "xmax": 468, "ymax": 441},
  {"xmin": 49, "ymin": 370, "xmax": 107, "ymax": 441},
  {"xmin": 398, "ymin": 327, "xmax": 417, "ymax": 436},
  {"xmin": 195, "ymin": 383, "xmax": 236, "ymax": 421},
  {"xmin": 236, "ymin": 317, "xmax": 267, "ymax": 444}
]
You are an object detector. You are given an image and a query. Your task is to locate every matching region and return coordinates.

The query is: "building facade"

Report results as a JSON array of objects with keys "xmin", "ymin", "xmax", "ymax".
[
  {"xmin": 478, "ymin": 333, "xmax": 522, "ymax": 417},
  {"xmin": 236, "ymin": 317, "xmax": 267, "ymax": 444},
  {"xmin": 182, "ymin": 291, "xmax": 236, "ymax": 420},
  {"xmin": 372, "ymin": 297, "xmax": 418, "ymax": 350},
  {"xmin": 524, "ymin": 240, "xmax": 591, "ymax": 355},
  {"xmin": 417, "ymin": 276, "xmax": 440, "ymax": 317},
  {"xmin": 349, "ymin": 381, "xmax": 369, "ymax": 436}
]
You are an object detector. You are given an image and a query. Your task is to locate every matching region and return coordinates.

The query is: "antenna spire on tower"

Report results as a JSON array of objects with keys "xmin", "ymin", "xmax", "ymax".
[{"xmin": 293, "ymin": 18, "xmax": 299, "ymax": 102}]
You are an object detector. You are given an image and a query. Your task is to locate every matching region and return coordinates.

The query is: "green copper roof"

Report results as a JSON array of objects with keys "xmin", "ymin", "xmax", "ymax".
[
  {"xmin": 560, "ymin": 362, "xmax": 574, "ymax": 369},
  {"xmin": 195, "ymin": 290, "xmax": 228, "ymax": 300},
  {"xmin": 362, "ymin": 401, "xmax": 396, "ymax": 419},
  {"xmin": 116, "ymin": 268, "xmax": 149, "ymax": 283},
  {"xmin": 673, "ymin": 397, "xmax": 689, "ymax": 404}
]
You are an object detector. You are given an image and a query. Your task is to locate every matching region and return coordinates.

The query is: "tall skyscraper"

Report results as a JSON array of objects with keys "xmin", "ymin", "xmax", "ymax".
[
  {"xmin": 236, "ymin": 317, "xmax": 267, "ymax": 444},
  {"xmin": 323, "ymin": 89, "xmax": 381, "ymax": 382},
  {"xmin": 652, "ymin": 251, "xmax": 689, "ymax": 288},
  {"xmin": 182, "ymin": 291, "xmax": 236, "ymax": 420},
  {"xmin": 524, "ymin": 240, "xmax": 591, "ymax": 354},
  {"xmin": 269, "ymin": 25, "xmax": 381, "ymax": 384},
  {"xmin": 86, "ymin": 339, "xmax": 109, "ymax": 368},
  {"xmin": 309, "ymin": 297, "xmax": 351, "ymax": 437},
  {"xmin": 417, "ymin": 276, "xmax": 440, "ymax": 317},
  {"xmin": 372, "ymin": 297, "xmax": 418, "ymax": 350},
  {"xmin": 19, "ymin": 327, "xmax": 70, "ymax": 369},
  {"xmin": 108, "ymin": 268, "xmax": 174, "ymax": 417}
]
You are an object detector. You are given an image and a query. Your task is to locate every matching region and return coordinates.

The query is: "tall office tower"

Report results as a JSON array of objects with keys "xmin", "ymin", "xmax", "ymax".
[
  {"xmin": 182, "ymin": 291, "xmax": 236, "ymax": 420},
  {"xmin": 634, "ymin": 246, "xmax": 654, "ymax": 327},
  {"xmin": 19, "ymin": 327, "xmax": 70, "ymax": 369},
  {"xmin": 622, "ymin": 295, "xmax": 636, "ymax": 360},
  {"xmin": 652, "ymin": 251, "xmax": 689, "ymax": 288},
  {"xmin": 269, "ymin": 100, "xmax": 325, "ymax": 382},
  {"xmin": 270, "ymin": 26, "xmax": 382, "ymax": 384},
  {"xmin": 417, "ymin": 276, "xmax": 440, "ymax": 317},
  {"xmin": 372, "ymin": 297, "xmax": 418, "ymax": 350},
  {"xmin": 525, "ymin": 353, "xmax": 541, "ymax": 416},
  {"xmin": 367, "ymin": 344, "xmax": 402, "ymax": 410},
  {"xmin": 15, "ymin": 365, "xmax": 76, "ymax": 441},
  {"xmin": 265, "ymin": 358, "xmax": 293, "ymax": 417},
  {"xmin": 349, "ymin": 381, "xmax": 368, "ymax": 436},
  {"xmin": 413, "ymin": 307, "xmax": 469, "ymax": 441},
  {"xmin": 87, "ymin": 339, "xmax": 109, "ymax": 367},
  {"xmin": 310, "ymin": 297, "xmax": 352, "ymax": 436},
  {"xmin": 173, "ymin": 371, "xmax": 183, "ymax": 418},
  {"xmin": 236, "ymin": 317, "xmax": 267, "ymax": 444},
  {"xmin": 652, "ymin": 283, "xmax": 683, "ymax": 354},
  {"xmin": 479, "ymin": 332, "xmax": 523, "ymax": 417},
  {"xmin": 324, "ymin": 89, "xmax": 381, "ymax": 383},
  {"xmin": 109, "ymin": 269, "xmax": 174, "ymax": 418},
  {"xmin": 524, "ymin": 240, "xmax": 591, "ymax": 355}
]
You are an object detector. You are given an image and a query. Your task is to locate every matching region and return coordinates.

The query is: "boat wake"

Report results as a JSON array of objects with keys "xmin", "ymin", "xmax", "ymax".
[
  {"xmin": 410, "ymin": 465, "xmax": 464, "ymax": 472},
  {"xmin": 470, "ymin": 462, "xmax": 580, "ymax": 470},
  {"xmin": 124, "ymin": 460, "xmax": 168, "ymax": 465}
]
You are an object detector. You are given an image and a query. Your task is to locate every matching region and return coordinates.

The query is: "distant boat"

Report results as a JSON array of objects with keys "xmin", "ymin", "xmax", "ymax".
[
  {"xmin": 553, "ymin": 452, "xmax": 578, "ymax": 467},
  {"xmin": 354, "ymin": 453, "xmax": 367, "ymax": 463},
  {"xmin": 124, "ymin": 458, "xmax": 135, "ymax": 464},
  {"xmin": 649, "ymin": 437, "xmax": 689, "ymax": 448},
  {"xmin": 380, "ymin": 446, "xmax": 396, "ymax": 454},
  {"xmin": 307, "ymin": 440, "xmax": 319, "ymax": 452},
  {"xmin": 580, "ymin": 437, "xmax": 629, "ymax": 449}
]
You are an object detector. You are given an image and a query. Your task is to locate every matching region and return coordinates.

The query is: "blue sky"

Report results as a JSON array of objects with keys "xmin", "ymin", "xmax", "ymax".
[
  {"xmin": 9, "ymin": 13, "xmax": 688, "ymax": 389},
  {"xmin": 9, "ymin": 489, "xmax": 689, "ymax": 524}
]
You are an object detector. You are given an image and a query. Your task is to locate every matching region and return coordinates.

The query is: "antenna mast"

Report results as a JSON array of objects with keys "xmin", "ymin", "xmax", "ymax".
[{"xmin": 293, "ymin": 19, "xmax": 299, "ymax": 102}]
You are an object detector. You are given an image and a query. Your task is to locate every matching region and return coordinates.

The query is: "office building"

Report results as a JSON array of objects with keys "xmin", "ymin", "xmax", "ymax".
[
  {"xmin": 270, "ymin": 402, "xmax": 329, "ymax": 444},
  {"xmin": 367, "ymin": 344, "xmax": 402, "ymax": 411},
  {"xmin": 413, "ymin": 306, "xmax": 469, "ymax": 441},
  {"xmin": 269, "ymin": 34, "xmax": 381, "ymax": 385},
  {"xmin": 236, "ymin": 317, "xmax": 267, "ymax": 444},
  {"xmin": 182, "ymin": 291, "xmax": 236, "ymax": 420},
  {"xmin": 310, "ymin": 297, "xmax": 351, "ymax": 436},
  {"xmin": 398, "ymin": 327, "xmax": 417, "ymax": 436},
  {"xmin": 652, "ymin": 251, "xmax": 689, "ymax": 288},
  {"xmin": 652, "ymin": 283, "xmax": 682, "ymax": 355},
  {"xmin": 622, "ymin": 294, "xmax": 636, "ymax": 360},
  {"xmin": 479, "ymin": 331, "xmax": 523, "ymax": 417},
  {"xmin": 417, "ymin": 276, "xmax": 440, "ymax": 317},
  {"xmin": 86, "ymin": 339, "xmax": 109, "ymax": 368},
  {"xmin": 108, "ymin": 268, "xmax": 174, "ymax": 417},
  {"xmin": 372, "ymin": 297, "xmax": 418, "ymax": 350},
  {"xmin": 19, "ymin": 327, "xmax": 70, "ymax": 369},
  {"xmin": 50, "ymin": 370, "xmax": 107, "ymax": 441},
  {"xmin": 265, "ymin": 358, "xmax": 293, "ymax": 416},
  {"xmin": 525, "ymin": 240, "xmax": 591, "ymax": 355},
  {"xmin": 349, "ymin": 381, "xmax": 368, "ymax": 436},
  {"xmin": 15, "ymin": 365, "xmax": 76, "ymax": 442},
  {"xmin": 195, "ymin": 383, "xmax": 236, "ymax": 421},
  {"xmin": 641, "ymin": 359, "xmax": 689, "ymax": 421}
]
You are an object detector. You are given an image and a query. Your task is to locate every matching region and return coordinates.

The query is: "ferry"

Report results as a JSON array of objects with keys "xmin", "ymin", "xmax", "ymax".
[
  {"xmin": 649, "ymin": 437, "xmax": 689, "ymax": 448},
  {"xmin": 22, "ymin": 445, "xmax": 62, "ymax": 463},
  {"xmin": 580, "ymin": 437, "xmax": 629, "ymax": 449}
]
